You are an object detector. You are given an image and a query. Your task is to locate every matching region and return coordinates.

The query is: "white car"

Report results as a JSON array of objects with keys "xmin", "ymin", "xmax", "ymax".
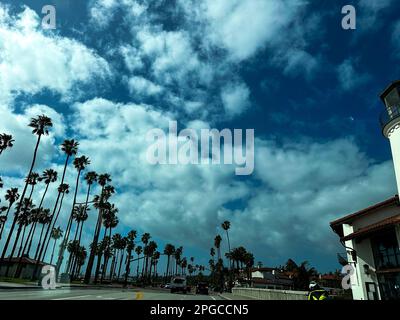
[{"xmin": 170, "ymin": 276, "xmax": 187, "ymax": 294}]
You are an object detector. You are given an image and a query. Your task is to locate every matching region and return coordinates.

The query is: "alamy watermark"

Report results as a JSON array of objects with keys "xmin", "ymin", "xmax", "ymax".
[
  {"xmin": 41, "ymin": 265, "xmax": 56, "ymax": 290},
  {"xmin": 146, "ymin": 121, "xmax": 254, "ymax": 175},
  {"xmin": 41, "ymin": 5, "xmax": 56, "ymax": 30}
]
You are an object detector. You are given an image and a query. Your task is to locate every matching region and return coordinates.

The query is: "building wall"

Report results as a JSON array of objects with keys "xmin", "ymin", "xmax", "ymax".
[
  {"xmin": 343, "ymin": 224, "xmax": 381, "ymax": 300},
  {"xmin": 352, "ymin": 205, "xmax": 399, "ymax": 230}
]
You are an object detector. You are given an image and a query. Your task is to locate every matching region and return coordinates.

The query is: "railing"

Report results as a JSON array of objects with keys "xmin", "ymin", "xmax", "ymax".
[{"xmin": 380, "ymin": 104, "xmax": 400, "ymax": 130}]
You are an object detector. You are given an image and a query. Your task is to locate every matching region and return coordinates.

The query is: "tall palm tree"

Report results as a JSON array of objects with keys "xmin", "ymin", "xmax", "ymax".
[
  {"xmin": 33, "ymin": 209, "xmax": 51, "ymax": 260},
  {"xmin": 4, "ymin": 198, "xmax": 35, "ymax": 276},
  {"xmin": 135, "ymin": 245, "xmax": 143, "ymax": 280},
  {"xmin": 221, "ymin": 221, "xmax": 232, "ymax": 269},
  {"xmin": 141, "ymin": 233, "xmax": 151, "ymax": 279},
  {"xmin": 84, "ymin": 173, "xmax": 112, "ymax": 284},
  {"xmin": 33, "ymin": 139, "xmax": 78, "ymax": 279},
  {"xmin": 123, "ymin": 230, "xmax": 136, "ymax": 287},
  {"xmin": 174, "ymin": 246, "xmax": 183, "ymax": 276},
  {"xmin": 0, "ymin": 188, "xmax": 19, "ymax": 240},
  {"xmin": 1, "ymin": 115, "xmax": 52, "ymax": 264},
  {"xmin": 56, "ymin": 155, "xmax": 90, "ymax": 275},
  {"xmin": 68, "ymin": 204, "xmax": 89, "ymax": 275},
  {"xmin": 146, "ymin": 241, "xmax": 157, "ymax": 282},
  {"xmin": 116, "ymin": 236, "xmax": 127, "ymax": 280},
  {"xmin": 0, "ymin": 133, "xmax": 14, "ymax": 155},
  {"xmin": 22, "ymin": 169, "xmax": 57, "ymax": 258},
  {"xmin": 109, "ymin": 233, "xmax": 122, "ymax": 281},
  {"xmin": 100, "ymin": 209, "xmax": 118, "ymax": 283},
  {"xmin": 41, "ymin": 183, "xmax": 69, "ymax": 258},
  {"xmin": 214, "ymin": 235, "xmax": 222, "ymax": 261},
  {"xmin": 50, "ymin": 227, "xmax": 63, "ymax": 265},
  {"xmin": 163, "ymin": 244, "xmax": 175, "ymax": 282}
]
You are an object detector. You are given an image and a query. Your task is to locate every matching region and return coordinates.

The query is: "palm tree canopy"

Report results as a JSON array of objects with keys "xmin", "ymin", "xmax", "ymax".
[
  {"xmin": 84, "ymin": 171, "xmax": 98, "ymax": 185},
  {"xmin": 61, "ymin": 139, "xmax": 79, "ymax": 156},
  {"xmin": 72, "ymin": 204, "xmax": 89, "ymax": 222},
  {"xmin": 28, "ymin": 115, "xmax": 53, "ymax": 136},
  {"xmin": 221, "ymin": 220, "xmax": 231, "ymax": 231},
  {"xmin": 214, "ymin": 235, "xmax": 222, "ymax": 248},
  {"xmin": 73, "ymin": 155, "xmax": 90, "ymax": 171},
  {"xmin": 0, "ymin": 133, "xmax": 14, "ymax": 152},
  {"xmin": 5, "ymin": 188, "xmax": 19, "ymax": 204},
  {"xmin": 25, "ymin": 172, "xmax": 40, "ymax": 186},
  {"xmin": 51, "ymin": 227, "xmax": 63, "ymax": 240},
  {"xmin": 98, "ymin": 173, "xmax": 111, "ymax": 187},
  {"xmin": 57, "ymin": 183, "xmax": 70, "ymax": 194},
  {"xmin": 40, "ymin": 169, "xmax": 58, "ymax": 184},
  {"xmin": 164, "ymin": 243, "xmax": 175, "ymax": 256}
]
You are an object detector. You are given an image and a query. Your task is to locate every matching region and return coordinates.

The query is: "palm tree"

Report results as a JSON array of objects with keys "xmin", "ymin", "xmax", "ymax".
[
  {"xmin": 135, "ymin": 245, "xmax": 143, "ymax": 280},
  {"xmin": 214, "ymin": 235, "xmax": 222, "ymax": 261},
  {"xmin": 34, "ymin": 139, "xmax": 78, "ymax": 279},
  {"xmin": 109, "ymin": 233, "xmax": 122, "ymax": 281},
  {"xmin": 221, "ymin": 221, "xmax": 232, "ymax": 269},
  {"xmin": 50, "ymin": 227, "xmax": 63, "ymax": 265},
  {"xmin": 146, "ymin": 241, "xmax": 157, "ymax": 282},
  {"xmin": 141, "ymin": 233, "xmax": 151, "ymax": 279},
  {"xmin": 163, "ymin": 244, "xmax": 175, "ymax": 282},
  {"xmin": 99, "ymin": 205, "xmax": 118, "ymax": 283},
  {"xmin": 174, "ymin": 246, "xmax": 183, "ymax": 276},
  {"xmin": 0, "ymin": 188, "xmax": 19, "ymax": 240},
  {"xmin": 0, "ymin": 133, "xmax": 14, "ymax": 155},
  {"xmin": 4, "ymin": 198, "xmax": 35, "ymax": 276},
  {"xmin": 56, "ymin": 155, "xmax": 90, "ymax": 275},
  {"xmin": 33, "ymin": 209, "xmax": 51, "ymax": 260},
  {"xmin": 116, "ymin": 236, "xmax": 127, "ymax": 280},
  {"xmin": 22, "ymin": 169, "xmax": 57, "ymax": 258},
  {"xmin": 1, "ymin": 115, "xmax": 52, "ymax": 264},
  {"xmin": 84, "ymin": 173, "xmax": 112, "ymax": 284},
  {"xmin": 123, "ymin": 230, "xmax": 136, "ymax": 287},
  {"xmin": 68, "ymin": 204, "xmax": 89, "ymax": 275},
  {"xmin": 73, "ymin": 246, "xmax": 87, "ymax": 278}
]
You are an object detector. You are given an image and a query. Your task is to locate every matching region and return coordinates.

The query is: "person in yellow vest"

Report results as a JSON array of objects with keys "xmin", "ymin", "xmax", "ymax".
[{"xmin": 308, "ymin": 281, "xmax": 329, "ymax": 300}]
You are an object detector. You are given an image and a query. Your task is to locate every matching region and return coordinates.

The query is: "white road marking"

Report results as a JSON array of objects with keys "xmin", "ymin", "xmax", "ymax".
[
  {"xmin": 52, "ymin": 295, "xmax": 92, "ymax": 300},
  {"xmin": 211, "ymin": 296, "xmax": 216, "ymax": 300}
]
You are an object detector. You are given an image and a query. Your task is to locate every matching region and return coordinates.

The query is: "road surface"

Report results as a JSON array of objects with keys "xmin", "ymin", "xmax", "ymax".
[{"xmin": 0, "ymin": 287, "xmax": 227, "ymax": 300}]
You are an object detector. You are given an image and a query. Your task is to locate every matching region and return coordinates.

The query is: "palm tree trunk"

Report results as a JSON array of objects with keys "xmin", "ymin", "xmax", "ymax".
[
  {"xmin": 33, "ymin": 155, "xmax": 70, "ymax": 280},
  {"xmin": 16, "ymin": 225, "xmax": 27, "ymax": 257},
  {"xmin": 65, "ymin": 222, "xmax": 80, "ymax": 274},
  {"xmin": 117, "ymin": 250, "xmax": 125, "ymax": 279},
  {"xmin": 55, "ymin": 169, "xmax": 81, "ymax": 276},
  {"xmin": 1, "ymin": 135, "xmax": 41, "ymax": 264},
  {"xmin": 124, "ymin": 250, "xmax": 131, "ymax": 287},
  {"xmin": 42, "ymin": 191, "xmax": 65, "ymax": 259},
  {"xmin": 84, "ymin": 186, "xmax": 105, "ymax": 284},
  {"xmin": 165, "ymin": 256, "xmax": 170, "ymax": 283},
  {"xmin": 50, "ymin": 239, "xmax": 57, "ymax": 265},
  {"xmin": 0, "ymin": 204, "xmax": 12, "ymax": 240}
]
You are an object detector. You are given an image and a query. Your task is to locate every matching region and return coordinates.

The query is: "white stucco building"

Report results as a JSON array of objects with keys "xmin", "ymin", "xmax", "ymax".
[{"xmin": 330, "ymin": 80, "xmax": 400, "ymax": 300}]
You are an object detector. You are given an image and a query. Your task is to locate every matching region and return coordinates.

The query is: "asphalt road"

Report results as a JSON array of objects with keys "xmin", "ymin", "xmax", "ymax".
[{"xmin": 0, "ymin": 288, "xmax": 225, "ymax": 300}]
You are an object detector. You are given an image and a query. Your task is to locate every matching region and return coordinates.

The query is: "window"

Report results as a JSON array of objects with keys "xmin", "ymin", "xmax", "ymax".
[{"xmin": 371, "ymin": 228, "xmax": 400, "ymax": 270}]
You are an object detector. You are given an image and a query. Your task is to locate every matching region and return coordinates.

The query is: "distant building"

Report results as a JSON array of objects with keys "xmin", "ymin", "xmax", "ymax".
[
  {"xmin": 330, "ymin": 81, "xmax": 400, "ymax": 300},
  {"xmin": 250, "ymin": 267, "xmax": 293, "ymax": 290},
  {"xmin": 0, "ymin": 256, "xmax": 49, "ymax": 279}
]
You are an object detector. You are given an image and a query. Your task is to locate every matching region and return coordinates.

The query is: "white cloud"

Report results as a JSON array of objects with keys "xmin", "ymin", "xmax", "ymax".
[
  {"xmin": 199, "ymin": 0, "xmax": 305, "ymax": 61},
  {"xmin": 221, "ymin": 82, "xmax": 250, "ymax": 117},
  {"xmin": 0, "ymin": 5, "xmax": 110, "ymax": 105},
  {"xmin": 127, "ymin": 76, "xmax": 163, "ymax": 96}
]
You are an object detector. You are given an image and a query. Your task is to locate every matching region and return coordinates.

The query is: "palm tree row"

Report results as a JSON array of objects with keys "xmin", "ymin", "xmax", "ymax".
[{"xmin": 0, "ymin": 118, "xmax": 206, "ymax": 286}]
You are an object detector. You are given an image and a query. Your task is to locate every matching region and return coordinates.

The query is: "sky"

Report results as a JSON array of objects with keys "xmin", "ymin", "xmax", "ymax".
[{"xmin": 0, "ymin": 0, "xmax": 399, "ymax": 273}]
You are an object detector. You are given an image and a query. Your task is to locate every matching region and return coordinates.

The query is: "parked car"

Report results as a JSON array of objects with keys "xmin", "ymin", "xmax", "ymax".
[
  {"xmin": 196, "ymin": 282, "xmax": 209, "ymax": 295},
  {"xmin": 164, "ymin": 283, "xmax": 171, "ymax": 289},
  {"xmin": 170, "ymin": 276, "xmax": 187, "ymax": 294}
]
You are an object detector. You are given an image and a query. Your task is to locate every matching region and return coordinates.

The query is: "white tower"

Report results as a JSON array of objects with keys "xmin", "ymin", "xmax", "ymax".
[{"xmin": 380, "ymin": 80, "xmax": 400, "ymax": 194}]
